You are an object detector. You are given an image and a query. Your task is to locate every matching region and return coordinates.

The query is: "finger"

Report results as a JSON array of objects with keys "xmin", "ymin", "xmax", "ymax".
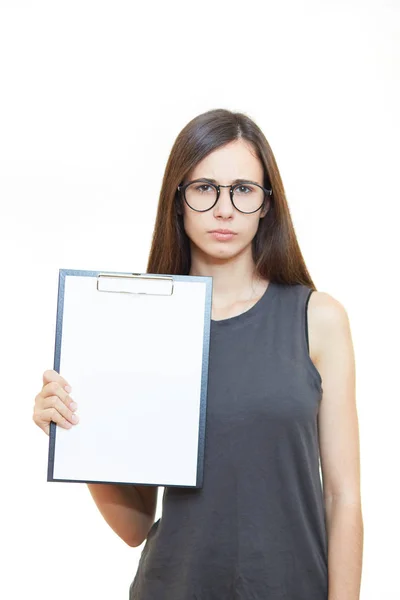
[
  {"xmin": 41, "ymin": 379, "xmax": 77, "ymax": 413},
  {"xmin": 42, "ymin": 369, "xmax": 72, "ymax": 394},
  {"xmin": 33, "ymin": 406, "xmax": 74, "ymax": 436},
  {"xmin": 41, "ymin": 394, "xmax": 79, "ymax": 426}
]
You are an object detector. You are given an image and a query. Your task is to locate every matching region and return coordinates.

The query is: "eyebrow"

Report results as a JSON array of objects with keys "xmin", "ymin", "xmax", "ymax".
[{"xmin": 196, "ymin": 177, "xmax": 260, "ymax": 185}]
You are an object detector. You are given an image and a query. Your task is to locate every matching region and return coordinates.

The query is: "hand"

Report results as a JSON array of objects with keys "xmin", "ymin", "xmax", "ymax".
[{"xmin": 32, "ymin": 369, "xmax": 79, "ymax": 436}]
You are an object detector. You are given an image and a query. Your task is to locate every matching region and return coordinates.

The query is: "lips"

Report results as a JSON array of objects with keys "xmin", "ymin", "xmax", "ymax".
[{"xmin": 209, "ymin": 230, "xmax": 236, "ymax": 241}]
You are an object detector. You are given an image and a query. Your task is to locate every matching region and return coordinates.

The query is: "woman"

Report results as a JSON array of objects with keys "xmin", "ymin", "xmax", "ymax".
[{"xmin": 33, "ymin": 108, "xmax": 363, "ymax": 599}]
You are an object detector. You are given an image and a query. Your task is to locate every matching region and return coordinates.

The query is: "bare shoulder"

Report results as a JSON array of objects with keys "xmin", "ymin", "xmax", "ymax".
[{"xmin": 307, "ymin": 289, "xmax": 351, "ymax": 364}]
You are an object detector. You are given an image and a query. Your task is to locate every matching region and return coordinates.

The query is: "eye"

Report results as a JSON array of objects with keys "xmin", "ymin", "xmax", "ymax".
[
  {"xmin": 195, "ymin": 184, "xmax": 214, "ymax": 193},
  {"xmin": 235, "ymin": 185, "xmax": 253, "ymax": 194}
]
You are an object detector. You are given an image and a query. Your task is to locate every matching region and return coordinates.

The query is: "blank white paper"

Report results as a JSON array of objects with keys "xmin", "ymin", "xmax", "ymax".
[{"xmin": 50, "ymin": 271, "xmax": 211, "ymax": 487}]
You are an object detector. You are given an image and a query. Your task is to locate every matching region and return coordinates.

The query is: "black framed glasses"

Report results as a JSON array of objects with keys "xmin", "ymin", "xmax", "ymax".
[{"xmin": 177, "ymin": 179, "xmax": 272, "ymax": 214}]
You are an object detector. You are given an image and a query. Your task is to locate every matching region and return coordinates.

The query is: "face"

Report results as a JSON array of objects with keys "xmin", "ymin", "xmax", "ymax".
[{"xmin": 180, "ymin": 139, "xmax": 270, "ymax": 264}]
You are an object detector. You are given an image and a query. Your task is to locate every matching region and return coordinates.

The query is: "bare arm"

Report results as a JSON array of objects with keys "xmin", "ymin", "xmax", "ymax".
[
  {"xmin": 33, "ymin": 372, "xmax": 159, "ymax": 548},
  {"xmin": 310, "ymin": 292, "xmax": 363, "ymax": 598},
  {"xmin": 87, "ymin": 483, "xmax": 158, "ymax": 547},
  {"xmin": 325, "ymin": 496, "xmax": 363, "ymax": 600}
]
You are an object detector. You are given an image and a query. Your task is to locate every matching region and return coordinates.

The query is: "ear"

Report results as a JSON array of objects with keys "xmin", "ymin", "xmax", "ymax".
[
  {"xmin": 175, "ymin": 193, "xmax": 184, "ymax": 216},
  {"xmin": 260, "ymin": 199, "xmax": 270, "ymax": 219}
]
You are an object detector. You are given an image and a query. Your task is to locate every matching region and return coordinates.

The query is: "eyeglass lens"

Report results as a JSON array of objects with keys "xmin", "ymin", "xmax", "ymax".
[{"xmin": 184, "ymin": 182, "xmax": 265, "ymax": 213}]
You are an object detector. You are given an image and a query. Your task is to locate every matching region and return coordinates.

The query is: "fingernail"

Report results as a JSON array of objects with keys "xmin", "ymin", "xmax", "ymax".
[
  {"xmin": 65, "ymin": 385, "xmax": 72, "ymax": 393},
  {"xmin": 70, "ymin": 402, "xmax": 78, "ymax": 411},
  {"xmin": 71, "ymin": 414, "xmax": 79, "ymax": 423}
]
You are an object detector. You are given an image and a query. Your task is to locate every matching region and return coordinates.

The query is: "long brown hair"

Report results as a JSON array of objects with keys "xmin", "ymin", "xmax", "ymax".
[{"xmin": 146, "ymin": 108, "xmax": 316, "ymax": 290}]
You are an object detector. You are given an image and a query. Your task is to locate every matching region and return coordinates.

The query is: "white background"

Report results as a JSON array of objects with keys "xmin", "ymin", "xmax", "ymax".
[{"xmin": 0, "ymin": 1, "xmax": 398, "ymax": 598}]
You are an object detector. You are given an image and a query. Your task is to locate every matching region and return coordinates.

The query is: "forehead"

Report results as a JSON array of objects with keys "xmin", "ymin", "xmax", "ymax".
[{"xmin": 188, "ymin": 139, "xmax": 263, "ymax": 182}]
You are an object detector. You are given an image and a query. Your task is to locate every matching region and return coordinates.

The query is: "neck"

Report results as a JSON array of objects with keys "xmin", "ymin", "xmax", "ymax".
[{"xmin": 189, "ymin": 249, "xmax": 261, "ymax": 308}]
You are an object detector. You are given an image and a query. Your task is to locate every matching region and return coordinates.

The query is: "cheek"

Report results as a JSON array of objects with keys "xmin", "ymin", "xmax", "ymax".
[
  {"xmin": 240, "ymin": 217, "xmax": 262, "ymax": 241},
  {"xmin": 182, "ymin": 211, "xmax": 206, "ymax": 239}
]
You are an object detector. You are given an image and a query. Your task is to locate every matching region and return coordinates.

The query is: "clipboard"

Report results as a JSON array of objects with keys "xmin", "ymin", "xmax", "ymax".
[{"xmin": 47, "ymin": 268, "xmax": 213, "ymax": 488}]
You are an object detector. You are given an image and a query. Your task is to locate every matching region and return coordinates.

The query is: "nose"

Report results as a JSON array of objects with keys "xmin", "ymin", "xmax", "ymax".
[{"xmin": 213, "ymin": 186, "xmax": 234, "ymax": 216}]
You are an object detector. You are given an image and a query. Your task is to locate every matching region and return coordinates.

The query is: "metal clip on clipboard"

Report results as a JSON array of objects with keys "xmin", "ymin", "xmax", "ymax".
[{"xmin": 96, "ymin": 272, "xmax": 174, "ymax": 296}]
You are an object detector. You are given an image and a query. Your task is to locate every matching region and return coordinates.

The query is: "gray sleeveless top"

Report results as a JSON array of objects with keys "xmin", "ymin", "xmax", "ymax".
[{"xmin": 129, "ymin": 281, "xmax": 328, "ymax": 599}]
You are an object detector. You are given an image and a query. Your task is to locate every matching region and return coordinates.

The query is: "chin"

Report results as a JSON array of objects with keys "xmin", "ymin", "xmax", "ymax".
[{"xmin": 194, "ymin": 241, "xmax": 245, "ymax": 261}]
